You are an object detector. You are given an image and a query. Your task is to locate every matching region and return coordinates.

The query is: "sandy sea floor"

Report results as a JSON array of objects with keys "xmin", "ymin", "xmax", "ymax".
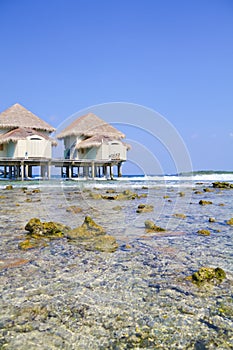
[{"xmin": 0, "ymin": 179, "xmax": 233, "ymax": 349}]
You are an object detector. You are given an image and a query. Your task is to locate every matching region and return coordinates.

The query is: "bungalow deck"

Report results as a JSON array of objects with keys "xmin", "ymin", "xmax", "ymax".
[{"xmin": 0, "ymin": 158, "xmax": 123, "ymax": 180}]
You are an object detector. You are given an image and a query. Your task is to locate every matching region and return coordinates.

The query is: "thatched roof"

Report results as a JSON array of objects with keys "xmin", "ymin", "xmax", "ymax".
[
  {"xmin": 0, "ymin": 103, "xmax": 55, "ymax": 132},
  {"xmin": 57, "ymin": 113, "xmax": 125, "ymax": 139},
  {"xmin": 76, "ymin": 135, "xmax": 131, "ymax": 150},
  {"xmin": 0, "ymin": 127, "xmax": 57, "ymax": 146}
]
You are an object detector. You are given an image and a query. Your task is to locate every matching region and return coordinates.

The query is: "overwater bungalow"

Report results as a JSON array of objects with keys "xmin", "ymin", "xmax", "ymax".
[
  {"xmin": 0, "ymin": 103, "xmax": 56, "ymax": 178},
  {"xmin": 57, "ymin": 113, "xmax": 130, "ymax": 177}
]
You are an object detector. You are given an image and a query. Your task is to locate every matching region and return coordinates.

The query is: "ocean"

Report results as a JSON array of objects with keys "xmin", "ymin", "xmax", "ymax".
[{"xmin": 0, "ymin": 172, "xmax": 233, "ymax": 349}]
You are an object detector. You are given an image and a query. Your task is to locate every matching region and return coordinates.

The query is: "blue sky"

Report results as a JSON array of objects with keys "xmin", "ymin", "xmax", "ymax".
[{"xmin": 0, "ymin": 0, "xmax": 232, "ymax": 173}]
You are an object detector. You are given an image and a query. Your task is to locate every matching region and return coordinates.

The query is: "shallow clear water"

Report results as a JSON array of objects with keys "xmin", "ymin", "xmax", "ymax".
[{"xmin": 0, "ymin": 175, "xmax": 233, "ymax": 349}]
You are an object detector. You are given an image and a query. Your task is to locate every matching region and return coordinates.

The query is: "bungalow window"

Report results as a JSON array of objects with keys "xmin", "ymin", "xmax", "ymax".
[
  {"xmin": 30, "ymin": 137, "xmax": 42, "ymax": 140},
  {"xmin": 0, "ymin": 144, "xmax": 4, "ymax": 151}
]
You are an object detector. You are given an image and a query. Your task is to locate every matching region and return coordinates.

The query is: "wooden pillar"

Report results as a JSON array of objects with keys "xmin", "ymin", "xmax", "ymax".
[
  {"xmin": 28, "ymin": 166, "xmax": 32, "ymax": 178},
  {"xmin": 69, "ymin": 166, "xmax": 72, "ymax": 179},
  {"xmin": 47, "ymin": 162, "xmax": 51, "ymax": 179},
  {"xmin": 109, "ymin": 165, "xmax": 113, "ymax": 180},
  {"xmin": 66, "ymin": 166, "xmax": 69, "ymax": 178},
  {"xmin": 103, "ymin": 165, "xmax": 107, "ymax": 177},
  {"xmin": 91, "ymin": 161, "xmax": 95, "ymax": 179},
  {"xmin": 83, "ymin": 166, "xmax": 88, "ymax": 178},
  {"xmin": 41, "ymin": 165, "xmax": 46, "ymax": 178},
  {"xmin": 117, "ymin": 162, "xmax": 122, "ymax": 177},
  {"xmin": 17, "ymin": 165, "xmax": 21, "ymax": 179},
  {"xmin": 21, "ymin": 162, "xmax": 24, "ymax": 181},
  {"xmin": 25, "ymin": 165, "xmax": 29, "ymax": 178},
  {"xmin": 4, "ymin": 166, "xmax": 7, "ymax": 178},
  {"xmin": 9, "ymin": 166, "xmax": 12, "ymax": 179}
]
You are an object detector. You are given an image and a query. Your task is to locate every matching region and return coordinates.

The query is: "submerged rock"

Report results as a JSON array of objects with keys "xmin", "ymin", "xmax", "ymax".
[
  {"xmin": 66, "ymin": 216, "xmax": 118, "ymax": 252},
  {"xmin": 173, "ymin": 213, "xmax": 186, "ymax": 219},
  {"xmin": 91, "ymin": 235, "xmax": 119, "ymax": 252},
  {"xmin": 178, "ymin": 192, "xmax": 185, "ymax": 197},
  {"xmin": 226, "ymin": 218, "xmax": 233, "ymax": 225},
  {"xmin": 203, "ymin": 188, "xmax": 214, "ymax": 192},
  {"xmin": 25, "ymin": 218, "xmax": 70, "ymax": 239},
  {"xmin": 190, "ymin": 267, "xmax": 226, "ymax": 286},
  {"xmin": 136, "ymin": 204, "xmax": 154, "ymax": 213},
  {"xmin": 21, "ymin": 217, "xmax": 117, "ymax": 252},
  {"xmin": 66, "ymin": 216, "xmax": 105, "ymax": 239},
  {"xmin": 212, "ymin": 181, "xmax": 233, "ymax": 189},
  {"xmin": 5, "ymin": 185, "xmax": 13, "ymax": 190},
  {"xmin": 102, "ymin": 190, "xmax": 139, "ymax": 200},
  {"xmin": 209, "ymin": 217, "xmax": 216, "ymax": 222},
  {"xmin": 112, "ymin": 205, "xmax": 122, "ymax": 211},
  {"xmin": 66, "ymin": 206, "xmax": 83, "ymax": 213},
  {"xmin": 106, "ymin": 189, "xmax": 116, "ymax": 194},
  {"xmin": 199, "ymin": 200, "xmax": 213, "ymax": 205},
  {"xmin": 32, "ymin": 188, "xmax": 41, "ymax": 193},
  {"xmin": 144, "ymin": 220, "xmax": 165, "ymax": 232},
  {"xmin": 19, "ymin": 238, "xmax": 48, "ymax": 250},
  {"xmin": 197, "ymin": 229, "xmax": 211, "ymax": 236},
  {"xmin": 89, "ymin": 192, "xmax": 102, "ymax": 199}
]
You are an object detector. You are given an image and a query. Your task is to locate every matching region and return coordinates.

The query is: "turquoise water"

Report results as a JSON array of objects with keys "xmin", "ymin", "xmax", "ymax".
[{"xmin": 0, "ymin": 174, "xmax": 233, "ymax": 349}]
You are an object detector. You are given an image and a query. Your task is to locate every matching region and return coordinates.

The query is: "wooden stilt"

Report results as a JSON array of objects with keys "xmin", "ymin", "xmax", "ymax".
[
  {"xmin": 117, "ymin": 162, "xmax": 122, "ymax": 177},
  {"xmin": 21, "ymin": 162, "xmax": 24, "ymax": 181}
]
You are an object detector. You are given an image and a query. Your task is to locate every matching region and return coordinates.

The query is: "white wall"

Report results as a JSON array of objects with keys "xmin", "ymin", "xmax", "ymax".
[
  {"xmin": 62, "ymin": 137, "xmax": 128, "ymax": 161},
  {"xmin": 15, "ymin": 138, "xmax": 52, "ymax": 158},
  {"xmin": 101, "ymin": 141, "xmax": 127, "ymax": 161}
]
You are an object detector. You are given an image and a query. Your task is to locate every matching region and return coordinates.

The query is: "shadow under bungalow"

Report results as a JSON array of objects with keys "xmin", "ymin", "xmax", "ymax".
[{"xmin": 0, "ymin": 103, "xmax": 130, "ymax": 180}]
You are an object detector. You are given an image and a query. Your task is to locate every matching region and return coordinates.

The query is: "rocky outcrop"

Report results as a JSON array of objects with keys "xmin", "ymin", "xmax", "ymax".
[
  {"xmin": 25, "ymin": 218, "xmax": 70, "ymax": 239},
  {"xmin": 212, "ymin": 182, "xmax": 233, "ymax": 189},
  {"xmin": 102, "ymin": 190, "xmax": 139, "ymax": 200},
  {"xmin": 87, "ymin": 189, "xmax": 147, "ymax": 201},
  {"xmin": 66, "ymin": 206, "xmax": 83, "ymax": 213},
  {"xmin": 66, "ymin": 216, "xmax": 118, "ymax": 253},
  {"xmin": 20, "ymin": 216, "xmax": 118, "ymax": 253},
  {"xmin": 197, "ymin": 229, "xmax": 210, "ymax": 236},
  {"xmin": 144, "ymin": 220, "xmax": 165, "ymax": 232},
  {"xmin": 173, "ymin": 213, "xmax": 186, "ymax": 219},
  {"xmin": 209, "ymin": 217, "xmax": 216, "ymax": 222},
  {"xmin": 199, "ymin": 200, "xmax": 213, "ymax": 205},
  {"xmin": 226, "ymin": 218, "xmax": 233, "ymax": 225},
  {"xmin": 189, "ymin": 267, "xmax": 226, "ymax": 286},
  {"xmin": 66, "ymin": 216, "xmax": 105, "ymax": 239},
  {"xmin": 136, "ymin": 204, "xmax": 154, "ymax": 213}
]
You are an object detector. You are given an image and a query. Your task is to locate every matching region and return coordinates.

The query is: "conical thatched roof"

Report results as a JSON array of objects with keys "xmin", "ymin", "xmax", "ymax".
[
  {"xmin": 57, "ymin": 113, "xmax": 125, "ymax": 139},
  {"xmin": 0, "ymin": 103, "xmax": 55, "ymax": 132},
  {"xmin": 0, "ymin": 127, "xmax": 57, "ymax": 146},
  {"xmin": 75, "ymin": 135, "xmax": 131, "ymax": 150}
]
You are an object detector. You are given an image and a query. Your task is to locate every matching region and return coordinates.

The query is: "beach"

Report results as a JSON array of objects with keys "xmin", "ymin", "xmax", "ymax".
[{"xmin": 0, "ymin": 173, "xmax": 233, "ymax": 349}]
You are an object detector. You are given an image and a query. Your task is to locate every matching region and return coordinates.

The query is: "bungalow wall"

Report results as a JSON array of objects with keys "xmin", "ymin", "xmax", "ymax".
[
  {"xmin": 101, "ymin": 142, "xmax": 127, "ymax": 161},
  {"xmin": 0, "ymin": 139, "xmax": 52, "ymax": 159},
  {"xmin": 15, "ymin": 139, "xmax": 52, "ymax": 158},
  {"xmin": 63, "ymin": 137, "xmax": 127, "ymax": 161},
  {"xmin": 77, "ymin": 147, "xmax": 97, "ymax": 160}
]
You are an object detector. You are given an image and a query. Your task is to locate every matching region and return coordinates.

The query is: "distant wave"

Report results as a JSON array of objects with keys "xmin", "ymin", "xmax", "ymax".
[{"xmin": 0, "ymin": 171, "xmax": 232, "ymax": 190}]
